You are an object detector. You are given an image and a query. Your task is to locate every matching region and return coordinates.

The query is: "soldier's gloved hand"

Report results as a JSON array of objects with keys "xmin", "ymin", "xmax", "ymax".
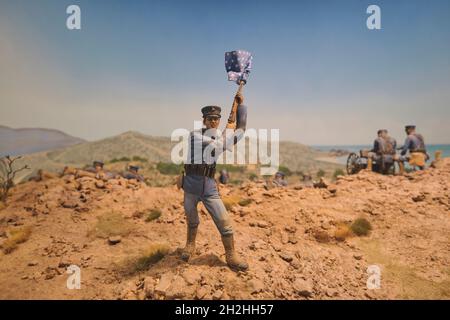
[{"xmin": 235, "ymin": 93, "xmax": 244, "ymax": 105}]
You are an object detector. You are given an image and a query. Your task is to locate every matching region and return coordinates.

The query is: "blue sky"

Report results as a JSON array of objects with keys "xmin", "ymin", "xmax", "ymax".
[{"xmin": 1, "ymin": 0, "xmax": 449, "ymax": 144}]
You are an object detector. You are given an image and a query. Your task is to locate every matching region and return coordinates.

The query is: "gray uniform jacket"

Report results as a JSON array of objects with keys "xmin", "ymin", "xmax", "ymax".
[
  {"xmin": 401, "ymin": 133, "xmax": 426, "ymax": 155},
  {"xmin": 182, "ymin": 104, "xmax": 247, "ymax": 197}
]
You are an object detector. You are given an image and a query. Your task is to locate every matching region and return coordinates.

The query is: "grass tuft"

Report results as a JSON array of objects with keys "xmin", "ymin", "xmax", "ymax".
[
  {"xmin": 145, "ymin": 208, "xmax": 162, "ymax": 222},
  {"xmin": 1, "ymin": 226, "xmax": 32, "ymax": 254},
  {"xmin": 117, "ymin": 243, "xmax": 170, "ymax": 276},
  {"xmin": 238, "ymin": 198, "xmax": 252, "ymax": 207},
  {"xmin": 222, "ymin": 195, "xmax": 241, "ymax": 211},
  {"xmin": 88, "ymin": 212, "xmax": 133, "ymax": 239},
  {"xmin": 334, "ymin": 223, "xmax": 353, "ymax": 241},
  {"xmin": 350, "ymin": 218, "xmax": 372, "ymax": 236}
]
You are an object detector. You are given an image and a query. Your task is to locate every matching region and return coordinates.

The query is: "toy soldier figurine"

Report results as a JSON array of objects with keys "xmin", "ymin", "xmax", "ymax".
[
  {"xmin": 77, "ymin": 160, "xmax": 115, "ymax": 180},
  {"xmin": 368, "ymin": 129, "xmax": 397, "ymax": 173},
  {"xmin": 397, "ymin": 125, "xmax": 428, "ymax": 173},
  {"xmin": 121, "ymin": 164, "xmax": 144, "ymax": 182},
  {"xmin": 180, "ymin": 92, "xmax": 248, "ymax": 271}
]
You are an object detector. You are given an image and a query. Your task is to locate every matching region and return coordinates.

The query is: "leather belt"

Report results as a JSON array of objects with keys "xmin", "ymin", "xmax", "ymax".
[{"xmin": 184, "ymin": 164, "xmax": 216, "ymax": 179}]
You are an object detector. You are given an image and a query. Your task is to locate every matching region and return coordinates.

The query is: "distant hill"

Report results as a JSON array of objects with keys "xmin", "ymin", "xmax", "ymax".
[
  {"xmin": 0, "ymin": 125, "xmax": 85, "ymax": 157},
  {"xmin": 11, "ymin": 131, "xmax": 342, "ymax": 182}
]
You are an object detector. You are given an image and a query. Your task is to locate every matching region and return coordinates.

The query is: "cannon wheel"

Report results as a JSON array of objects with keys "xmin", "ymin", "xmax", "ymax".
[{"xmin": 346, "ymin": 152, "xmax": 360, "ymax": 175}]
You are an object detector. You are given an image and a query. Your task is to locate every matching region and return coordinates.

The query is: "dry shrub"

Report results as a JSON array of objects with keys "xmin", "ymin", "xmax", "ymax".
[
  {"xmin": 313, "ymin": 229, "xmax": 331, "ymax": 243},
  {"xmin": 88, "ymin": 211, "xmax": 133, "ymax": 239},
  {"xmin": 222, "ymin": 195, "xmax": 241, "ymax": 211},
  {"xmin": 238, "ymin": 198, "xmax": 252, "ymax": 207},
  {"xmin": 350, "ymin": 218, "xmax": 372, "ymax": 236},
  {"xmin": 145, "ymin": 208, "xmax": 162, "ymax": 222},
  {"xmin": 334, "ymin": 223, "xmax": 353, "ymax": 241},
  {"xmin": 2, "ymin": 226, "xmax": 32, "ymax": 254},
  {"xmin": 117, "ymin": 243, "xmax": 170, "ymax": 276}
]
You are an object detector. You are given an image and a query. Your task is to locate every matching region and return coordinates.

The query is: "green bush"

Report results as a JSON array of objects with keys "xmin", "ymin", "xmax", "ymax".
[
  {"xmin": 317, "ymin": 169, "xmax": 326, "ymax": 178},
  {"xmin": 278, "ymin": 165, "xmax": 292, "ymax": 176},
  {"xmin": 248, "ymin": 173, "xmax": 258, "ymax": 181},
  {"xmin": 109, "ymin": 157, "xmax": 131, "ymax": 163},
  {"xmin": 117, "ymin": 243, "xmax": 170, "ymax": 276},
  {"xmin": 132, "ymin": 155, "xmax": 148, "ymax": 162},
  {"xmin": 156, "ymin": 162, "xmax": 182, "ymax": 175},
  {"xmin": 350, "ymin": 218, "xmax": 372, "ymax": 236},
  {"xmin": 216, "ymin": 164, "xmax": 245, "ymax": 173},
  {"xmin": 145, "ymin": 209, "xmax": 162, "ymax": 222},
  {"xmin": 238, "ymin": 198, "xmax": 252, "ymax": 206},
  {"xmin": 333, "ymin": 169, "xmax": 345, "ymax": 179}
]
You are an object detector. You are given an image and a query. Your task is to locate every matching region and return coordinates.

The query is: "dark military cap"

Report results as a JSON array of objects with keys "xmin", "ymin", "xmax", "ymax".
[
  {"xmin": 129, "ymin": 165, "xmax": 140, "ymax": 172},
  {"xmin": 405, "ymin": 125, "xmax": 416, "ymax": 130},
  {"xmin": 201, "ymin": 106, "xmax": 221, "ymax": 118},
  {"xmin": 275, "ymin": 171, "xmax": 285, "ymax": 177},
  {"xmin": 93, "ymin": 160, "xmax": 104, "ymax": 167}
]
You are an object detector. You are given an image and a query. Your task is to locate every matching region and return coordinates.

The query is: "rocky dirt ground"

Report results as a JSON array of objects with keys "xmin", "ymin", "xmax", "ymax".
[{"xmin": 0, "ymin": 159, "xmax": 449, "ymax": 300}]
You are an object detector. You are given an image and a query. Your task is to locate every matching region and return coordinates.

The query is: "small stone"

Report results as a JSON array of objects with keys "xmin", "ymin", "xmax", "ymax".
[
  {"xmin": 327, "ymin": 185, "xmax": 338, "ymax": 194},
  {"xmin": 284, "ymin": 226, "xmax": 297, "ymax": 233},
  {"xmin": 165, "ymin": 276, "xmax": 188, "ymax": 299},
  {"xmin": 293, "ymin": 278, "xmax": 313, "ymax": 297},
  {"xmin": 155, "ymin": 273, "xmax": 174, "ymax": 296},
  {"xmin": 196, "ymin": 285, "xmax": 211, "ymax": 300},
  {"xmin": 288, "ymin": 235, "xmax": 298, "ymax": 244},
  {"xmin": 95, "ymin": 180, "xmax": 105, "ymax": 189},
  {"xmin": 61, "ymin": 199, "xmax": 78, "ymax": 209},
  {"xmin": 108, "ymin": 236, "xmax": 122, "ymax": 245},
  {"xmin": 281, "ymin": 232, "xmax": 289, "ymax": 244},
  {"xmin": 365, "ymin": 290, "xmax": 377, "ymax": 299},
  {"xmin": 279, "ymin": 252, "xmax": 294, "ymax": 263},
  {"xmin": 248, "ymin": 279, "xmax": 265, "ymax": 294},
  {"xmin": 28, "ymin": 261, "xmax": 39, "ymax": 267},
  {"xmin": 326, "ymin": 288, "xmax": 338, "ymax": 297},
  {"xmin": 412, "ymin": 194, "xmax": 425, "ymax": 202},
  {"xmin": 353, "ymin": 254, "xmax": 363, "ymax": 260},
  {"xmin": 256, "ymin": 221, "xmax": 269, "ymax": 228},
  {"xmin": 212, "ymin": 290, "xmax": 223, "ymax": 300},
  {"xmin": 143, "ymin": 277, "xmax": 155, "ymax": 298},
  {"xmin": 182, "ymin": 270, "xmax": 201, "ymax": 285}
]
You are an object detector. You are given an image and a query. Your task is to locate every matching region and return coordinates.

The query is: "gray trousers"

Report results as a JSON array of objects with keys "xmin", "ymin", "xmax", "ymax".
[{"xmin": 183, "ymin": 191, "xmax": 233, "ymax": 236}]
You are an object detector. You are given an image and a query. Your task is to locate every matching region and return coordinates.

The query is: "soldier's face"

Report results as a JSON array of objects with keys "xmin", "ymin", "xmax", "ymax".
[{"xmin": 204, "ymin": 116, "xmax": 220, "ymax": 129}]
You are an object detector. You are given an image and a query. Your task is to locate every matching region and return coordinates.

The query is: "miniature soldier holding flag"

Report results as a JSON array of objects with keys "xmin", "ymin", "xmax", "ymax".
[{"xmin": 180, "ymin": 50, "xmax": 252, "ymax": 271}]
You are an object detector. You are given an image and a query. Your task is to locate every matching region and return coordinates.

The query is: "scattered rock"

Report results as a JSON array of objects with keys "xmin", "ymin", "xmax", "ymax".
[
  {"xmin": 165, "ymin": 276, "xmax": 188, "ymax": 299},
  {"xmin": 154, "ymin": 273, "xmax": 174, "ymax": 296},
  {"xmin": 313, "ymin": 229, "xmax": 331, "ymax": 243},
  {"xmin": 412, "ymin": 194, "xmax": 426, "ymax": 202},
  {"xmin": 293, "ymin": 278, "xmax": 313, "ymax": 297},
  {"xmin": 143, "ymin": 276, "xmax": 155, "ymax": 298},
  {"xmin": 108, "ymin": 236, "xmax": 122, "ymax": 245},
  {"xmin": 61, "ymin": 199, "xmax": 78, "ymax": 209},
  {"xmin": 196, "ymin": 285, "xmax": 211, "ymax": 300},
  {"xmin": 279, "ymin": 252, "xmax": 294, "ymax": 263},
  {"xmin": 95, "ymin": 181, "xmax": 105, "ymax": 189},
  {"xmin": 256, "ymin": 221, "xmax": 269, "ymax": 228},
  {"xmin": 248, "ymin": 279, "xmax": 265, "ymax": 294},
  {"xmin": 212, "ymin": 290, "xmax": 223, "ymax": 300},
  {"xmin": 182, "ymin": 270, "xmax": 201, "ymax": 285}
]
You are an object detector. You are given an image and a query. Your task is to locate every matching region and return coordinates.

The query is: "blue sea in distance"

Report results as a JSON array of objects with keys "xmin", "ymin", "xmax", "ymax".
[{"xmin": 312, "ymin": 144, "xmax": 450, "ymax": 165}]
